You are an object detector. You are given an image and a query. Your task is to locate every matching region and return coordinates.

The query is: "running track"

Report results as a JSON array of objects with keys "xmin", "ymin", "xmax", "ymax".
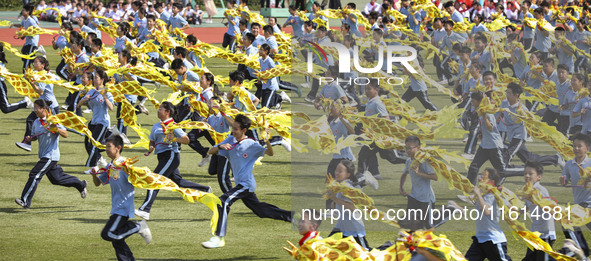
[{"xmin": 0, "ymin": 27, "xmax": 295, "ymax": 46}]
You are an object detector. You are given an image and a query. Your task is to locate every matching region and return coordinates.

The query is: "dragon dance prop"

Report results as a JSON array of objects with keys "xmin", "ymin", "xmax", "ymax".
[
  {"xmin": 292, "ymin": 115, "xmax": 367, "ymax": 154},
  {"xmin": 283, "ymin": 225, "xmax": 467, "ymax": 260},
  {"xmin": 517, "ymin": 181, "xmax": 591, "ymax": 230},
  {"xmin": 16, "ymin": 26, "xmax": 59, "ymax": 37},
  {"xmin": 1, "ymin": 41, "xmax": 36, "ymax": 60},
  {"xmin": 33, "ymin": 8, "xmax": 63, "ymax": 26},
  {"xmin": 111, "ymin": 156, "xmax": 222, "ymax": 234},
  {"xmin": 324, "ymin": 175, "xmax": 399, "ymax": 228},
  {"xmin": 162, "ymin": 119, "xmax": 228, "ymax": 145},
  {"xmin": 46, "ymin": 111, "xmax": 105, "ymax": 149},
  {"xmin": 0, "ymin": 66, "xmax": 38, "ymax": 97}
]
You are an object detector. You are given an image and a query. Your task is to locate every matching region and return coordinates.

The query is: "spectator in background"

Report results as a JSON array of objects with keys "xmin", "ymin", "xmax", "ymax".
[
  {"xmin": 183, "ymin": 4, "xmax": 197, "ymax": 24},
  {"xmin": 204, "ymin": 0, "xmax": 217, "ymax": 23},
  {"xmin": 363, "ymin": 0, "xmax": 381, "ymax": 17},
  {"xmin": 37, "ymin": 0, "xmax": 49, "ymax": 20},
  {"xmin": 470, "ymin": 3, "xmax": 486, "ymax": 22},
  {"xmin": 194, "ymin": 5, "xmax": 204, "ymax": 24},
  {"xmin": 459, "ymin": 2, "xmax": 471, "ymax": 18},
  {"xmin": 506, "ymin": 1, "xmax": 520, "ymax": 22}
]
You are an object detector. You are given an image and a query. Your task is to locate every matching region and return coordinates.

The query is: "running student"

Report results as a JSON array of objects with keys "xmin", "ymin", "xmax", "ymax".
[
  {"xmin": 15, "ymin": 99, "xmax": 88, "ymax": 209},
  {"xmin": 91, "ymin": 135, "xmax": 152, "ymax": 261},
  {"xmin": 202, "ymin": 114, "xmax": 292, "ymax": 249}
]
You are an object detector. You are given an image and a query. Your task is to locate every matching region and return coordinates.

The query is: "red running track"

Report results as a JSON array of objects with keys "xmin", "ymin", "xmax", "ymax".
[{"xmin": 0, "ymin": 26, "xmax": 295, "ymax": 46}]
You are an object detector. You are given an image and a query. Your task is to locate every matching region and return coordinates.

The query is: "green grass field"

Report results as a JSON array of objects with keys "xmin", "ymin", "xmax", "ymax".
[{"xmin": 0, "ymin": 46, "xmax": 589, "ymax": 260}]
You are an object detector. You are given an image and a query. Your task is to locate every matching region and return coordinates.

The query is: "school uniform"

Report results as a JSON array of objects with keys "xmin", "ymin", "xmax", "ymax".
[
  {"xmin": 114, "ymin": 36, "xmax": 129, "ymax": 54},
  {"xmin": 317, "ymin": 81, "xmax": 346, "ymax": 101},
  {"xmin": 19, "ymin": 118, "xmax": 86, "ymax": 208},
  {"xmin": 523, "ymin": 182, "xmax": 556, "ymax": 261},
  {"xmin": 113, "ymin": 71, "xmax": 138, "ymax": 135},
  {"xmin": 222, "ymin": 15, "xmax": 240, "ymax": 51},
  {"xmin": 234, "ymin": 86, "xmax": 257, "ymax": 112},
  {"xmin": 0, "ymin": 63, "xmax": 27, "ymax": 113},
  {"xmin": 207, "ymin": 114, "xmax": 232, "ymax": 193},
  {"xmin": 403, "ymin": 159, "xmax": 436, "ymax": 230},
  {"xmin": 328, "ymin": 180, "xmax": 369, "ymax": 250},
  {"xmin": 574, "ymin": 30, "xmax": 591, "ymax": 72},
  {"xmin": 54, "ymin": 35, "xmax": 70, "ymax": 80},
  {"xmin": 20, "ymin": 16, "xmax": 40, "ymax": 72},
  {"xmin": 83, "ymin": 89, "xmax": 113, "ymax": 167},
  {"xmin": 24, "ymin": 75, "xmax": 60, "ymax": 145},
  {"xmin": 327, "ymin": 117, "xmax": 355, "ymax": 176},
  {"xmin": 520, "ymin": 12, "xmax": 534, "ymax": 49},
  {"xmin": 533, "ymin": 25, "xmax": 551, "ymax": 58},
  {"xmin": 541, "ymin": 70, "xmax": 560, "ymax": 127},
  {"xmin": 401, "ymin": 69, "xmax": 438, "ymax": 111},
  {"xmin": 357, "ymin": 96, "xmax": 405, "ymax": 178},
  {"xmin": 465, "ymin": 193, "xmax": 512, "ymax": 261},
  {"xmin": 259, "ymin": 56, "xmax": 281, "ymax": 108},
  {"xmin": 213, "ymin": 136, "xmax": 292, "ymax": 237},
  {"xmin": 573, "ymin": 96, "xmax": 591, "ymax": 134},
  {"xmin": 138, "ymin": 119, "xmax": 210, "ymax": 214},
  {"xmin": 98, "ymin": 157, "xmax": 141, "ymax": 261},
  {"xmin": 500, "ymin": 100, "xmax": 558, "ymax": 167},
  {"xmin": 561, "ymin": 156, "xmax": 591, "ymax": 256},
  {"xmin": 169, "ymin": 13, "xmax": 188, "ymax": 38},
  {"xmin": 466, "ymin": 113, "xmax": 507, "ymax": 185}
]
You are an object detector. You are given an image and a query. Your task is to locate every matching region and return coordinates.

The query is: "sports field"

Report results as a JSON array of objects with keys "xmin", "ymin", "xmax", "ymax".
[{"xmin": 0, "ymin": 43, "xmax": 589, "ymax": 260}]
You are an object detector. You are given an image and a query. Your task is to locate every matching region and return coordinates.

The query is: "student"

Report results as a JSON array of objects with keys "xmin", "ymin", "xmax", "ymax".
[
  {"xmin": 532, "ymin": 7, "xmax": 551, "ymax": 60},
  {"xmin": 78, "ymin": 70, "xmax": 113, "ymax": 174},
  {"xmin": 222, "ymin": 1, "xmax": 240, "ymax": 51},
  {"xmin": 326, "ymin": 160, "xmax": 369, "ymax": 250},
  {"xmin": 16, "ymin": 57, "xmax": 58, "ymax": 152},
  {"xmin": 464, "ymin": 168, "xmax": 512, "ymax": 261},
  {"xmin": 15, "ymin": 99, "xmax": 88, "ymax": 209},
  {"xmin": 357, "ymin": 79, "xmax": 405, "ymax": 181},
  {"xmin": 401, "ymin": 54, "xmax": 438, "ymax": 111},
  {"xmin": 540, "ymin": 59, "xmax": 560, "ymax": 128},
  {"xmin": 227, "ymin": 70, "xmax": 259, "ymax": 112},
  {"xmin": 560, "ymin": 133, "xmax": 591, "ymax": 257},
  {"xmin": 113, "ymin": 50, "xmax": 138, "ymax": 138},
  {"xmin": 313, "ymin": 66, "xmax": 348, "ymax": 110},
  {"xmin": 572, "ymin": 79, "xmax": 591, "ymax": 135},
  {"xmin": 520, "ymin": 0, "xmax": 535, "ymax": 50},
  {"xmin": 202, "ymin": 114, "xmax": 292, "ymax": 249},
  {"xmin": 550, "ymin": 28, "xmax": 575, "ymax": 74},
  {"xmin": 169, "ymin": 3, "xmax": 189, "ymax": 38},
  {"xmin": 521, "ymin": 161, "xmax": 556, "ymax": 261},
  {"xmin": 297, "ymin": 210, "xmax": 322, "ymax": 246},
  {"xmin": 114, "ymin": 22, "xmax": 131, "ymax": 54},
  {"xmin": 466, "ymin": 92, "xmax": 508, "ymax": 185},
  {"xmin": 399, "ymin": 136, "xmax": 437, "ymax": 230},
  {"xmin": 90, "ymin": 135, "xmax": 152, "ymax": 261},
  {"xmin": 257, "ymin": 43, "xmax": 282, "ymax": 108},
  {"xmin": 9, "ymin": 3, "xmax": 40, "ymax": 72},
  {"xmin": 206, "ymin": 96, "xmax": 233, "ymax": 193},
  {"xmin": 555, "ymin": 64, "xmax": 572, "ymax": 135},
  {"xmin": 0, "ymin": 45, "xmax": 32, "ymax": 114},
  {"xmin": 187, "ymin": 73, "xmax": 218, "ymax": 168},
  {"xmin": 565, "ymin": 73, "xmax": 584, "ymax": 135},
  {"xmin": 135, "ymin": 101, "xmax": 211, "ymax": 220},
  {"xmin": 284, "ymin": 5, "xmax": 305, "ymax": 39},
  {"xmin": 501, "ymin": 83, "xmax": 561, "ymax": 168}
]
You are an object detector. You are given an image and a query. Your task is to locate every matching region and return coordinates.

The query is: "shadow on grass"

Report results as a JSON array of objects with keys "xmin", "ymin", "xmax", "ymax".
[
  {"xmin": 139, "ymin": 256, "xmax": 279, "ymax": 261},
  {"xmin": 0, "ymin": 205, "xmax": 83, "ymax": 214},
  {"xmin": 0, "ymin": 153, "xmax": 36, "ymax": 157},
  {"xmin": 59, "ymin": 217, "xmax": 107, "ymax": 224}
]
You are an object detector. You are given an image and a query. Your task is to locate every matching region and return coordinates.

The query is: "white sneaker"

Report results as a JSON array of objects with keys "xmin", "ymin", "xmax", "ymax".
[
  {"xmin": 363, "ymin": 171, "xmax": 379, "ymax": 190},
  {"xmin": 135, "ymin": 209, "xmax": 150, "ymax": 220},
  {"xmin": 279, "ymin": 91, "xmax": 291, "ymax": 103},
  {"xmin": 61, "ymin": 105, "xmax": 69, "ymax": 110},
  {"xmin": 461, "ymin": 153, "xmax": 474, "ymax": 160},
  {"xmin": 111, "ymin": 125, "xmax": 131, "ymax": 145},
  {"xmin": 23, "ymin": 96, "xmax": 33, "ymax": 109},
  {"xmin": 303, "ymin": 97, "xmax": 314, "ymax": 103},
  {"xmin": 557, "ymin": 153, "xmax": 566, "ymax": 169},
  {"xmin": 16, "ymin": 142, "xmax": 32, "ymax": 151},
  {"xmin": 80, "ymin": 180, "xmax": 87, "ymax": 199},
  {"xmin": 281, "ymin": 139, "xmax": 291, "ymax": 152},
  {"xmin": 84, "ymin": 166, "xmax": 99, "ymax": 175},
  {"xmin": 201, "ymin": 236, "xmax": 225, "ymax": 249},
  {"xmin": 137, "ymin": 102, "xmax": 150, "ymax": 115},
  {"xmin": 446, "ymin": 200, "xmax": 462, "ymax": 212},
  {"xmin": 198, "ymin": 155, "xmax": 211, "ymax": 167},
  {"xmin": 36, "ymin": 45, "xmax": 46, "ymax": 56},
  {"xmin": 137, "ymin": 220, "xmax": 152, "ymax": 244},
  {"xmin": 98, "ymin": 157, "xmax": 108, "ymax": 168},
  {"xmin": 437, "ymin": 79, "xmax": 448, "ymax": 85},
  {"xmin": 82, "ymin": 109, "xmax": 92, "ymax": 114},
  {"xmin": 300, "ymin": 83, "xmax": 310, "ymax": 88}
]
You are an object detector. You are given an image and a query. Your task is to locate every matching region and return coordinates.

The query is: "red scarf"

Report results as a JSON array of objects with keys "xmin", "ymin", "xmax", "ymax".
[
  {"xmin": 160, "ymin": 118, "xmax": 174, "ymax": 133},
  {"xmin": 299, "ymin": 231, "xmax": 319, "ymax": 246}
]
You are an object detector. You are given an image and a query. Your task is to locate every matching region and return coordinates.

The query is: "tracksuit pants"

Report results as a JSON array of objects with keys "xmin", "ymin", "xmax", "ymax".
[
  {"xmin": 214, "ymin": 184, "xmax": 292, "ymax": 237},
  {"xmin": 138, "ymin": 151, "xmax": 210, "ymax": 213},
  {"xmin": 20, "ymin": 158, "xmax": 86, "ymax": 208},
  {"xmin": 101, "ymin": 214, "xmax": 140, "ymax": 261}
]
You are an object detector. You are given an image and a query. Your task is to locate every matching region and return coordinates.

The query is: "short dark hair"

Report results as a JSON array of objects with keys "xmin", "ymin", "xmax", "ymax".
[
  {"xmin": 174, "ymin": 46, "xmax": 188, "ymax": 58},
  {"xmin": 405, "ymin": 135, "xmax": 421, "ymax": 146},
  {"xmin": 186, "ymin": 34, "xmax": 197, "ymax": 45},
  {"xmin": 557, "ymin": 64, "xmax": 569, "ymax": 73},
  {"xmin": 234, "ymin": 114, "xmax": 251, "ymax": 130},
  {"xmin": 170, "ymin": 58, "xmax": 185, "ymax": 70},
  {"xmin": 471, "ymin": 91, "xmax": 484, "ymax": 102},
  {"xmin": 443, "ymin": 1, "xmax": 454, "ymax": 8},
  {"xmin": 524, "ymin": 161, "xmax": 544, "ymax": 175},
  {"xmin": 444, "ymin": 20, "xmax": 455, "ymax": 27},
  {"xmin": 461, "ymin": 46, "xmax": 472, "ymax": 54},
  {"xmin": 263, "ymin": 24, "xmax": 273, "ymax": 34},
  {"xmin": 542, "ymin": 58, "xmax": 555, "ymax": 66},
  {"xmin": 339, "ymin": 159, "xmax": 357, "ymax": 183},
  {"xmin": 573, "ymin": 133, "xmax": 591, "ymax": 148},
  {"xmin": 485, "ymin": 168, "xmax": 501, "ymax": 186},
  {"xmin": 106, "ymin": 135, "xmax": 124, "ymax": 152},
  {"xmin": 91, "ymin": 38, "xmax": 102, "ymax": 49},
  {"xmin": 251, "ymin": 22, "xmax": 261, "ymax": 29},
  {"xmin": 507, "ymin": 82, "xmax": 523, "ymax": 96},
  {"xmin": 482, "ymin": 71, "xmax": 496, "ymax": 79},
  {"xmin": 229, "ymin": 70, "xmax": 244, "ymax": 84},
  {"xmin": 244, "ymin": 32, "xmax": 255, "ymax": 43}
]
